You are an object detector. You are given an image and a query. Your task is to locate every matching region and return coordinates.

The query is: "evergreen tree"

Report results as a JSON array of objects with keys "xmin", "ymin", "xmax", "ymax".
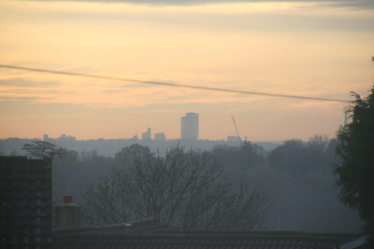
[{"xmin": 332, "ymin": 86, "xmax": 374, "ymax": 246}]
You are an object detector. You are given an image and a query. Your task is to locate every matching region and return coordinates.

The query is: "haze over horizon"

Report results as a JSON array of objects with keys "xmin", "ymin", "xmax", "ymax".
[{"xmin": 1, "ymin": 0, "xmax": 373, "ymax": 141}]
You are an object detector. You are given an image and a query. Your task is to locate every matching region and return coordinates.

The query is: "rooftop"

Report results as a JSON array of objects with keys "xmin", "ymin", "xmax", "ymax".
[
  {"xmin": 53, "ymin": 217, "xmax": 178, "ymax": 235},
  {"xmin": 52, "ymin": 230, "xmax": 359, "ymax": 249}
]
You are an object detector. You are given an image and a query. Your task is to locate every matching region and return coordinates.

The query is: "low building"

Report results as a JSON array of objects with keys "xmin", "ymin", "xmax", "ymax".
[
  {"xmin": 154, "ymin": 132, "xmax": 166, "ymax": 141},
  {"xmin": 227, "ymin": 135, "xmax": 241, "ymax": 142}
]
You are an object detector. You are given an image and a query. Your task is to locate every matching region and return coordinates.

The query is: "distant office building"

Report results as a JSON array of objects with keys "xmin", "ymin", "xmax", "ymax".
[
  {"xmin": 142, "ymin": 128, "xmax": 152, "ymax": 140},
  {"xmin": 131, "ymin": 134, "xmax": 139, "ymax": 140},
  {"xmin": 181, "ymin": 113, "xmax": 199, "ymax": 140},
  {"xmin": 154, "ymin": 132, "xmax": 166, "ymax": 141},
  {"xmin": 227, "ymin": 136, "xmax": 241, "ymax": 142},
  {"xmin": 58, "ymin": 134, "xmax": 76, "ymax": 142},
  {"xmin": 43, "ymin": 134, "xmax": 76, "ymax": 142}
]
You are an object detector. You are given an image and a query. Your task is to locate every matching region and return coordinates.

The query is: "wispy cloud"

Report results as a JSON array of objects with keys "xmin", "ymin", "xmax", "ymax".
[
  {"xmin": 19, "ymin": 0, "xmax": 374, "ymax": 10},
  {"xmin": 0, "ymin": 77, "xmax": 61, "ymax": 87}
]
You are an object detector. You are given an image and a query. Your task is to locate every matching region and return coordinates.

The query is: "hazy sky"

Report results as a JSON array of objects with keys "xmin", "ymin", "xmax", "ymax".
[{"xmin": 0, "ymin": 0, "xmax": 373, "ymax": 141}]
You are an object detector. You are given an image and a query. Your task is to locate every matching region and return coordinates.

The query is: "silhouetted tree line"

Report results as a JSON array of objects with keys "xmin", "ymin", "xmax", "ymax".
[
  {"xmin": 49, "ymin": 135, "xmax": 362, "ymax": 232},
  {"xmin": 217, "ymin": 135, "xmax": 362, "ymax": 232}
]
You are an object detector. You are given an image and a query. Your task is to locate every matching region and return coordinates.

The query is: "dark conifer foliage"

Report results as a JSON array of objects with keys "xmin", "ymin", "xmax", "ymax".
[{"xmin": 332, "ymin": 86, "xmax": 374, "ymax": 245}]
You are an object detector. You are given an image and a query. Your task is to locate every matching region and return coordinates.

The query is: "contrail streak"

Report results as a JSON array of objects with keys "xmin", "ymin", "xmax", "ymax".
[{"xmin": 0, "ymin": 64, "xmax": 350, "ymax": 103}]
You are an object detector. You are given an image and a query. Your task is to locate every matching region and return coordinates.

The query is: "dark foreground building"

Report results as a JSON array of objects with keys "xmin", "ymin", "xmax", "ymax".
[{"xmin": 0, "ymin": 156, "xmax": 53, "ymax": 249}]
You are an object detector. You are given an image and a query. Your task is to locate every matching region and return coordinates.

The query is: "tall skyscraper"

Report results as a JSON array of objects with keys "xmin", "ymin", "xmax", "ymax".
[
  {"xmin": 181, "ymin": 113, "xmax": 199, "ymax": 140},
  {"xmin": 142, "ymin": 128, "xmax": 152, "ymax": 140}
]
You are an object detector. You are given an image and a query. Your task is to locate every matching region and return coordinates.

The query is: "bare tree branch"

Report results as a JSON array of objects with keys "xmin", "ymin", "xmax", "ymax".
[{"xmin": 80, "ymin": 144, "xmax": 273, "ymax": 229}]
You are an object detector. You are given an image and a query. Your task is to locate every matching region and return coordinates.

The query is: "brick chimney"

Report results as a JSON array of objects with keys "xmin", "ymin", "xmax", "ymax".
[{"xmin": 55, "ymin": 196, "xmax": 80, "ymax": 228}]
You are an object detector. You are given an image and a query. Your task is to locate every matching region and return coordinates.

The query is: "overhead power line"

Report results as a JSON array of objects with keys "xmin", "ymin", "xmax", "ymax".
[{"xmin": 0, "ymin": 64, "xmax": 350, "ymax": 103}]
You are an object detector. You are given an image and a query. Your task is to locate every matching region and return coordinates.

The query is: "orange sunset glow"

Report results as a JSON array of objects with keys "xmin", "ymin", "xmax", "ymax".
[{"xmin": 1, "ymin": 1, "xmax": 373, "ymax": 141}]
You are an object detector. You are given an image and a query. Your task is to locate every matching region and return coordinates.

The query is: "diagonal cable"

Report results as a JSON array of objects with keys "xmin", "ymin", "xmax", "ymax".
[{"xmin": 0, "ymin": 64, "xmax": 350, "ymax": 103}]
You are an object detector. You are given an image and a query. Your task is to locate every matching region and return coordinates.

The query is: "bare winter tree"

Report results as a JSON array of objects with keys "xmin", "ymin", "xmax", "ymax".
[
  {"xmin": 81, "ymin": 144, "xmax": 272, "ymax": 230},
  {"xmin": 22, "ymin": 141, "xmax": 57, "ymax": 159}
]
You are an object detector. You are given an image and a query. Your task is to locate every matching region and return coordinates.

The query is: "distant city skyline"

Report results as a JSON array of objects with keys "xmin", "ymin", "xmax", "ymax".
[
  {"xmin": 40, "ymin": 112, "xmax": 236, "ymax": 142},
  {"xmin": 3, "ymin": 110, "xmax": 349, "ymax": 142},
  {"xmin": 1, "ymin": 135, "xmax": 279, "ymax": 158},
  {"xmin": 39, "ymin": 132, "xmax": 273, "ymax": 143}
]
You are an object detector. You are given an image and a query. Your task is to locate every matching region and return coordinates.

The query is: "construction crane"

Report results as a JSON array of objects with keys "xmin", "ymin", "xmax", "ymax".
[{"xmin": 231, "ymin": 116, "xmax": 242, "ymax": 142}]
